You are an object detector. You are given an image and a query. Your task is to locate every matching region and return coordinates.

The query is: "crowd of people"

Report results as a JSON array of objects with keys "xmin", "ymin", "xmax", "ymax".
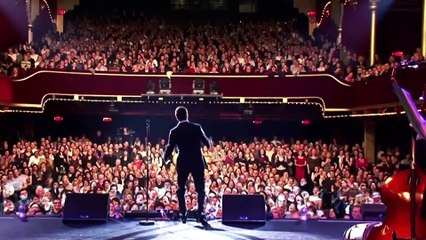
[
  {"xmin": 0, "ymin": 11, "xmax": 418, "ymax": 221},
  {"xmin": 1, "ymin": 16, "xmax": 423, "ymax": 82},
  {"xmin": 0, "ymin": 131, "xmax": 410, "ymax": 220}
]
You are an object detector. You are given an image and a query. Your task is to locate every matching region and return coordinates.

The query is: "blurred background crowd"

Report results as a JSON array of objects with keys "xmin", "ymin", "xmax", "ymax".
[{"xmin": 1, "ymin": 15, "xmax": 423, "ymax": 82}]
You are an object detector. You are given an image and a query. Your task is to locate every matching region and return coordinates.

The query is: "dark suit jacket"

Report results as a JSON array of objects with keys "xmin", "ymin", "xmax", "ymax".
[{"xmin": 164, "ymin": 121, "xmax": 210, "ymax": 171}]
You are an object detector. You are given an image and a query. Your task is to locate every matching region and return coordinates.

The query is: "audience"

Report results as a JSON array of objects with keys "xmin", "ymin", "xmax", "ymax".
[
  {"xmin": 0, "ymin": 132, "xmax": 409, "ymax": 220},
  {"xmin": 0, "ymin": 12, "xmax": 418, "ymax": 221},
  {"xmin": 1, "ymin": 15, "xmax": 423, "ymax": 82}
]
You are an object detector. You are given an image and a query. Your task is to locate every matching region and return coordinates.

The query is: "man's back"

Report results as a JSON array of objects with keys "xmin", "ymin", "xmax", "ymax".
[
  {"xmin": 171, "ymin": 122, "xmax": 207, "ymax": 154},
  {"xmin": 165, "ymin": 121, "xmax": 209, "ymax": 167}
]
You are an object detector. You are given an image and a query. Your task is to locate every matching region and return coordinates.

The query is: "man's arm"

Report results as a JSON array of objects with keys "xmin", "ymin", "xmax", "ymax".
[
  {"xmin": 164, "ymin": 130, "xmax": 175, "ymax": 160},
  {"xmin": 199, "ymin": 125, "xmax": 211, "ymax": 148}
]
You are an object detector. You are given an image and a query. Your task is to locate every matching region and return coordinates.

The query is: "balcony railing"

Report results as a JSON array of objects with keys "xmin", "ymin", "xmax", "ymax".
[{"xmin": 1, "ymin": 67, "xmax": 425, "ymax": 118}]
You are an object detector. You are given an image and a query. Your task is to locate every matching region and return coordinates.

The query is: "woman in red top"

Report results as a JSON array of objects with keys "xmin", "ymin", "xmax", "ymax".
[
  {"xmin": 295, "ymin": 150, "xmax": 307, "ymax": 181},
  {"xmin": 132, "ymin": 154, "xmax": 143, "ymax": 170},
  {"xmin": 355, "ymin": 152, "xmax": 369, "ymax": 169},
  {"xmin": 224, "ymin": 150, "xmax": 235, "ymax": 165}
]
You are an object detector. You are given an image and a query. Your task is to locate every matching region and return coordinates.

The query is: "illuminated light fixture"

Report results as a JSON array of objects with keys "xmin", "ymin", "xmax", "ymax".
[
  {"xmin": 103, "ymin": 117, "xmax": 112, "ymax": 123},
  {"xmin": 193, "ymin": 78, "xmax": 205, "ymax": 94},
  {"xmin": 300, "ymin": 207, "xmax": 308, "ymax": 221},
  {"xmin": 343, "ymin": 0, "xmax": 358, "ymax": 6},
  {"xmin": 146, "ymin": 80, "xmax": 155, "ymax": 94},
  {"xmin": 301, "ymin": 120, "xmax": 312, "ymax": 125},
  {"xmin": 57, "ymin": 9, "xmax": 66, "ymax": 15},
  {"xmin": 41, "ymin": 0, "xmax": 55, "ymax": 23},
  {"xmin": 252, "ymin": 120, "xmax": 263, "ymax": 125},
  {"xmin": 159, "ymin": 78, "xmax": 171, "ymax": 94},
  {"xmin": 317, "ymin": 1, "xmax": 331, "ymax": 27},
  {"xmin": 307, "ymin": 11, "xmax": 316, "ymax": 17},
  {"xmin": 210, "ymin": 81, "xmax": 219, "ymax": 94},
  {"xmin": 18, "ymin": 203, "xmax": 27, "ymax": 221},
  {"xmin": 392, "ymin": 51, "xmax": 404, "ymax": 57},
  {"xmin": 53, "ymin": 116, "xmax": 63, "ymax": 122}
]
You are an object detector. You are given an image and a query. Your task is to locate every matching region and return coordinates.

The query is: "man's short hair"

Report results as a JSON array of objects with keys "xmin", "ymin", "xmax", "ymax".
[{"xmin": 175, "ymin": 106, "xmax": 188, "ymax": 121}]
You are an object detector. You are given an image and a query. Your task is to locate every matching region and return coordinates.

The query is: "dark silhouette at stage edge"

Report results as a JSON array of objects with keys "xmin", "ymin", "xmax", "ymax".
[{"xmin": 164, "ymin": 106, "xmax": 212, "ymax": 227}]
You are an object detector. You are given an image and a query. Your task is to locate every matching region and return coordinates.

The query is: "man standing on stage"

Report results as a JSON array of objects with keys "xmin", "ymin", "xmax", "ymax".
[{"xmin": 164, "ymin": 106, "xmax": 211, "ymax": 227}]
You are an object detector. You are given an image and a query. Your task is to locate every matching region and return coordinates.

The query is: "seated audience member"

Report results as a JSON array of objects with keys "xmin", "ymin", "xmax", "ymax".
[
  {"xmin": 49, "ymin": 198, "xmax": 63, "ymax": 215},
  {"xmin": 350, "ymin": 205, "xmax": 363, "ymax": 220},
  {"xmin": 3, "ymin": 199, "xmax": 16, "ymax": 215},
  {"xmin": 15, "ymin": 189, "xmax": 30, "ymax": 210},
  {"xmin": 27, "ymin": 202, "xmax": 44, "ymax": 216},
  {"xmin": 371, "ymin": 192, "xmax": 383, "ymax": 205},
  {"xmin": 285, "ymin": 203, "xmax": 300, "ymax": 219},
  {"xmin": 327, "ymin": 208, "xmax": 337, "ymax": 219}
]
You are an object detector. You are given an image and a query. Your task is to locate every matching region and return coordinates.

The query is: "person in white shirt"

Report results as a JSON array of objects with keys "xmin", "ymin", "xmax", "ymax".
[{"xmin": 29, "ymin": 150, "xmax": 42, "ymax": 166}]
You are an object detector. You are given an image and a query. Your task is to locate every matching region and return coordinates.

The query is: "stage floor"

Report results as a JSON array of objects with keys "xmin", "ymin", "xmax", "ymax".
[{"xmin": 0, "ymin": 216, "xmax": 368, "ymax": 240}]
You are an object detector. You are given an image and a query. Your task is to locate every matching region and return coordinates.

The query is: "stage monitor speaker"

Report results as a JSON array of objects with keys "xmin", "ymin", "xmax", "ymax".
[
  {"xmin": 222, "ymin": 194, "xmax": 266, "ymax": 223},
  {"xmin": 361, "ymin": 204, "xmax": 387, "ymax": 221},
  {"xmin": 63, "ymin": 194, "xmax": 109, "ymax": 222}
]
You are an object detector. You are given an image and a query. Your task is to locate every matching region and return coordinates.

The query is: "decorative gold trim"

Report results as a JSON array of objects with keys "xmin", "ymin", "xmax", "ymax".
[
  {"xmin": 3, "ymin": 93, "xmax": 145, "ymax": 108},
  {"xmin": 11, "ymin": 70, "xmax": 350, "ymax": 87},
  {"xmin": 223, "ymin": 96, "xmax": 328, "ymax": 111},
  {"xmin": 12, "ymin": 70, "xmax": 269, "ymax": 82},
  {"xmin": 370, "ymin": 0, "xmax": 377, "ymax": 66},
  {"xmin": 324, "ymin": 111, "xmax": 400, "ymax": 118},
  {"xmin": 1, "ymin": 93, "xmax": 353, "ymax": 116},
  {"xmin": 349, "ymin": 100, "xmax": 422, "ymax": 112},
  {"xmin": 2, "ymin": 103, "xmax": 41, "ymax": 108},
  {"xmin": 325, "ymin": 108, "xmax": 351, "ymax": 112},
  {"xmin": 0, "ymin": 109, "xmax": 44, "ymax": 113},
  {"xmin": 423, "ymin": 0, "xmax": 426, "ymax": 57},
  {"xmin": 0, "ymin": 94, "xmax": 329, "ymax": 115},
  {"xmin": 0, "ymin": 92, "xmax": 406, "ymax": 118},
  {"xmin": 285, "ymin": 73, "xmax": 352, "ymax": 87}
]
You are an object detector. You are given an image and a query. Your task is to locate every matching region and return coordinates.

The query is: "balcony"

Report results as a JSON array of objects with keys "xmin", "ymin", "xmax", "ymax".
[{"xmin": 1, "ymin": 67, "xmax": 425, "ymax": 120}]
